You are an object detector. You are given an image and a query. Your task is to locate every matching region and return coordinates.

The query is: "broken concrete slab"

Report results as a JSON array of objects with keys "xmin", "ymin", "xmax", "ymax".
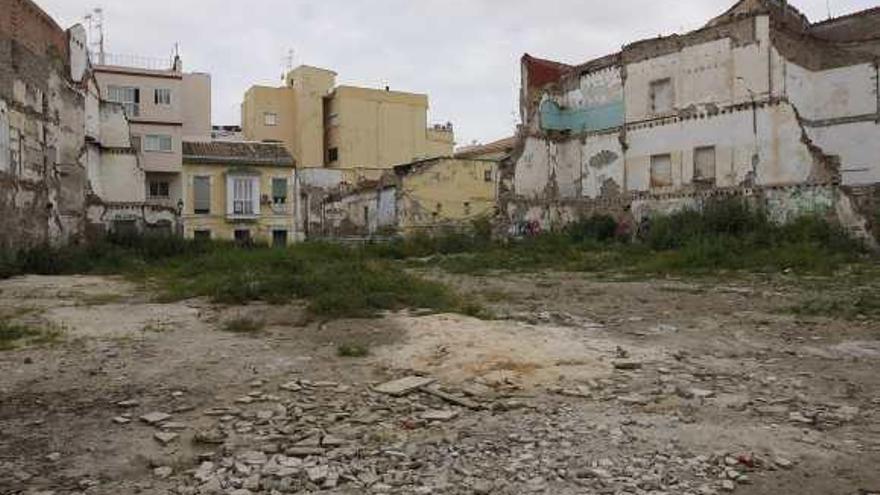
[
  {"xmin": 140, "ymin": 412, "xmax": 171, "ymax": 425},
  {"xmin": 373, "ymin": 376, "xmax": 435, "ymax": 396}
]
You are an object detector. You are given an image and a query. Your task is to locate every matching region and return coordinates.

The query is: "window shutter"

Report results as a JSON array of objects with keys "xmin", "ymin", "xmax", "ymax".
[
  {"xmin": 193, "ymin": 176, "xmax": 210, "ymax": 213},
  {"xmin": 226, "ymin": 176, "xmax": 235, "ymax": 215},
  {"xmin": 251, "ymin": 178, "xmax": 260, "ymax": 215}
]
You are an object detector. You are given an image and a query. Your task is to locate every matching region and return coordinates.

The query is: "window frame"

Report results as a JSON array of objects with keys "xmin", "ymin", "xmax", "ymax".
[
  {"xmin": 271, "ymin": 177, "xmax": 288, "ymax": 205},
  {"xmin": 154, "ymin": 88, "xmax": 172, "ymax": 106},
  {"xmin": 143, "ymin": 134, "xmax": 173, "ymax": 153},
  {"xmin": 263, "ymin": 112, "xmax": 278, "ymax": 126},
  {"xmin": 650, "ymin": 153, "xmax": 673, "ymax": 188},
  {"xmin": 328, "ymin": 147, "xmax": 339, "ymax": 163},
  {"xmin": 649, "ymin": 78, "xmax": 674, "ymax": 115},
  {"xmin": 107, "ymin": 85, "xmax": 140, "ymax": 117},
  {"xmin": 693, "ymin": 146, "xmax": 717, "ymax": 184},
  {"xmin": 148, "ymin": 180, "xmax": 171, "ymax": 199},
  {"xmin": 230, "ymin": 176, "xmax": 259, "ymax": 217}
]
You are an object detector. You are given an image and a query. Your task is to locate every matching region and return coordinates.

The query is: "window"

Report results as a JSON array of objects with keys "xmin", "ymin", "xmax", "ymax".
[
  {"xmin": 130, "ymin": 135, "xmax": 141, "ymax": 152},
  {"xmin": 272, "ymin": 230, "xmax": 288, "ymax": 247},
  {"xmin": 194, "ymin": 230, "xmax": 211, "ymax": 241},
  {"xmin": 272, "ymin": 178, "xmax": 287, "ymax": 204},
  {"xmin": 484, "ymin": 169, "xmax": 493, "ymax": 182},
  {"xmin": 649, "ymin": 78, "xmax": 674, "ymax": 114},
  {"xmin": 193, "ymin": 176, "xmax": 211, "ymax": 214},
  {"xmin": 264, "ymin": 112, "xmax": 278, "ymax": 126},
  {"xmin": 328, "ymin": 147, "xmax": 339, "ymax": 163},
  {"xmin": 144, "ymin": 134, "xmax": 173, "ymax": 153},
  {"xmin": 154, "ymin": 88, "xmax": 172, "ymax": 106},
  {"xmin": 231, "ymin": 177, "xmax": 257, "ymax": 216},
  {"xmin": 107, "ymin": 85, "xmax": 140, "ymax": 117},
  {"xmin": 650, "ymin": 154, "xmax": 673, "ymax": 188},
  {"xmin": 148, "ymin": 180, "xmax": 170, "ymax": 199},
  {"xmin": 693, "ymin": 146, "xmax": 717, "ymax": 184},
  {"xmin": 234, "ymin": 229, "xmax": 251, "ymax": 244}
]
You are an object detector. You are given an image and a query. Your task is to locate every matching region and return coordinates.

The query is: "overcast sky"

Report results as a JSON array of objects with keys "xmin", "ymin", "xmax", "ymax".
[{"xmin": 39, "ymin": 0, "xmax": 876, "ymax": 147}]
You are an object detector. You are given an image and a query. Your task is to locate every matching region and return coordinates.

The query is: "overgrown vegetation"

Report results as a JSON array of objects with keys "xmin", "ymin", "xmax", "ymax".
[
  {"xmin": 0, "ymin": 199, "xmax": 872, "ymax": 320},
  {"xmin": 0, "ymin": 320, "xmax": 61, "ymax": 350},
  {"xmin": 397, "ymin": 200, "xmax": 868, "ymax": 276}
]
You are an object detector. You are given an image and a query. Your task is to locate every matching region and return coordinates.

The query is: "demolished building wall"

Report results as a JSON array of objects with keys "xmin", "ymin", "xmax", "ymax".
[
  {"xmin": 0, "ymin": 0, "xmax": 90, "ymax": 250},
  {"xmin": 503, "ymin": 0, "xmax": 880, "ymax": 243}
]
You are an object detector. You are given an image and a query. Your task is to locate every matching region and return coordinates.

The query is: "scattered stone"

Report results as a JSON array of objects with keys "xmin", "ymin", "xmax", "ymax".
[
  {"xmin": 374, "ymin": 376, "xmax": 436, "ymax": 396},
  {"xmin": 774, "ymin": 457, "xmax": 794, "ymax": 469},
  {"xmin": 720, "ymin": 480, "xmax": 736, "ymax": 492},
  {"xmin": 613, "ymin": 360, "xmax": 643, "ymax": 370},
  {"xmin": 112, "ymin": 416, "xmax": 131, "ymax": 425},
  {"xmin": 153, "ymin": 466, "xmax": 173, "ymax": 478},
  {"xmin": 307, "ymin": 465, "xmax": 329, "ymax": 483},
  {"xmin": 140, "ymin": 412, "xmax": 171, "ymax": 425},
  {"xmin": 153, "ymin": 432, "xmax": 179, "ymax": 445},
  {"xmin": 421, "ymin": 409, "xmax": 460, "ymax": 421},
  {"xmin": 46, "ymin": 452, "xmax": 61, "ymax": 462},
  {"xmin": 422, "ymin": 385, "xmax": 481, "ymax": 410},
  {"xmin": 789, "ymin": 412, "xmax": 813, "ymax": 425},
  {"xmin": 116, "ymin": 400, "xmax": 139, "ymax": 408}
]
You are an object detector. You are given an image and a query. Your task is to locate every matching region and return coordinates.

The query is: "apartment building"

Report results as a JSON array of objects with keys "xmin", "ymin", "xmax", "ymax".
[
  {"xmin": 182, "ymin": 141, "xmax": 295, "ymax": 245},
  {"xmin": 242, "ymin": 65, "xmax": 454, "ymax": 170},
  {"xmin": 92, "ymin": 53, "xmax": 211, "ymax": 211}
]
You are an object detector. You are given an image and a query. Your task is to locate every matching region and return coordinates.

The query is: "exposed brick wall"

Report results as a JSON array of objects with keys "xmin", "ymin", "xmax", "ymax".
[{"xmin": 0, "ymin": 0, "xmax": 67, "ymax": 61}]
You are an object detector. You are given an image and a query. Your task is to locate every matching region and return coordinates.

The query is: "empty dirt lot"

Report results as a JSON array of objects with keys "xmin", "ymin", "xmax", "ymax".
[{"xmin": 1, "ymin": 270, "xmax": 878, "ymax": 495}]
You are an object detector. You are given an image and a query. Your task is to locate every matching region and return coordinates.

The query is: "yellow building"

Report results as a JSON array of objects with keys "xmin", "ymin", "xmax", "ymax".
[
  {"xmin": 182, "ymin": 141, "xmax": 296, "ymax": 245},
  {"xmin": 394, "ymin": 157, "xmax": 498, "ymax": 234},
  {"xmin": 241, "ymin": 65, "xmax": 454, "ymax": 170}
]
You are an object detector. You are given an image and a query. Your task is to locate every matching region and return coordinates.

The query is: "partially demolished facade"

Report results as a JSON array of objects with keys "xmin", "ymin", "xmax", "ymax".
[
  {"xmin": 503, "ymin": 0, "xmax": 880, "ymax": 241},
  {"xmin": 0, "ymin": 0, "xmax": 91, "ymax": 249}
]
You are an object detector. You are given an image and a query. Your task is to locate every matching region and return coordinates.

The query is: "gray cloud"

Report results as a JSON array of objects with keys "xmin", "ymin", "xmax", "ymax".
[{"xmin": 39, "ymin": 0, "xmax": 877, "ymax": 146}]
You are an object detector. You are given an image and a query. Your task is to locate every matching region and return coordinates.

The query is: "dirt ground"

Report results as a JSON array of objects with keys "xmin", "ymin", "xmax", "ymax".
[{"xmin": 0, "ymin": 271, "xmax": 878, "ymax": 495}]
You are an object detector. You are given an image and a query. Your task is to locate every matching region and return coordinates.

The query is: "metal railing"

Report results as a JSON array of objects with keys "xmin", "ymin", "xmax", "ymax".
[{"xmin": 90, "ymin": 51, "xmax": 176, "ymax": 72}]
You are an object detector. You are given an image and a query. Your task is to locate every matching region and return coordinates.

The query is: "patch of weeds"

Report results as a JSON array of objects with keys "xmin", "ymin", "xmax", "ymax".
[
  {"xmin": 792, "ymin": 290, "xmax": 880, "ymax": 320},
  {"xmin": 337, "ymin": 343, "xmax": 369, "ymax": 358},
  {"xmin": 222, "ymin": 317, "xmax": 266, "ymax": 334},
  {"xmin": 0, "ymin": 320, "xmax": 62, "ymax": 350}
]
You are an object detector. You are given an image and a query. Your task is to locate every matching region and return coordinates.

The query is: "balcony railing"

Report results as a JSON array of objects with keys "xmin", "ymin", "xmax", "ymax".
[{"xmin": 90, "ymin": 51, "xmax": 177, "ymax": 72}]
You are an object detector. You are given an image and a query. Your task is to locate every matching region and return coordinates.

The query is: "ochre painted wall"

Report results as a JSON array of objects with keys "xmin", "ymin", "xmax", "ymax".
[
  {"xmin": 182, "ymin": 162, "xmax": 295, "ymax": 244},
  {"xmin": 398, "ymin": 158, "xmax": 497, "ymax": 232},
  {"xmin": 241, "ymin": 86, "xmax": 297, "ymax": 157}
]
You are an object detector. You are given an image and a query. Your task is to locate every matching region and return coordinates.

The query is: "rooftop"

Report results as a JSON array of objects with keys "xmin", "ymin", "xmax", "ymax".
[{"xmin": 183, "ymin": 141, "xmax": 295, "ymax": 167}]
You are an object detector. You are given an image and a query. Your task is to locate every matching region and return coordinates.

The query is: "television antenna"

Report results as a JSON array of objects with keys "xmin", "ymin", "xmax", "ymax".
[{"xmin": 281, "ymin": 48, "xmax": 294, "ymax": 81}]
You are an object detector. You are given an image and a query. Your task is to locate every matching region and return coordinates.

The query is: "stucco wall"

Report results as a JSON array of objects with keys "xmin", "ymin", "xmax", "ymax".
[{"xmin": 182, "ymin": 72, "xmax": 212, "ymax": 142}]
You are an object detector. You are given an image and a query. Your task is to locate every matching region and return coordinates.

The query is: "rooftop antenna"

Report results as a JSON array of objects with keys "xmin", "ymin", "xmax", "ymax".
[
  {"xmin": 826, "ymin": 0, "xmax": 833, "ymax": 19},
  {"xmin": 84, "ymin": 7, "xmax": 105, "ymax": 64},
  {"xmin": 282, "ymin": 48, "xmax": 294, "ymax": 81}
]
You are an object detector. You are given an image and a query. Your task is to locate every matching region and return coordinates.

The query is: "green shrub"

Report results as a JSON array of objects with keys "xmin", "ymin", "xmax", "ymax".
[{"xmin": 337, "ymin": 343, "xmax": 369, "ymax": 357}]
